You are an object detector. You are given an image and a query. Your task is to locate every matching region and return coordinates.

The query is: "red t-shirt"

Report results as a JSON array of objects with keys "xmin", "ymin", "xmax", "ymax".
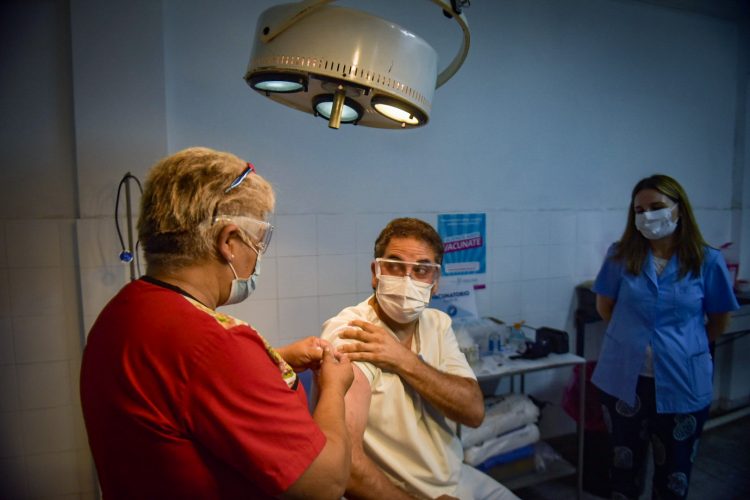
[{"xmin": 80, "ymin": 279, "xmax": 325, "ymax": 499}]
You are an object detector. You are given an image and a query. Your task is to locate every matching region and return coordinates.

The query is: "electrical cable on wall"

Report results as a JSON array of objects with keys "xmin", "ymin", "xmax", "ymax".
[{"xmin": 115, "ymin": 172, "xmax": 143, "ymax": 281}]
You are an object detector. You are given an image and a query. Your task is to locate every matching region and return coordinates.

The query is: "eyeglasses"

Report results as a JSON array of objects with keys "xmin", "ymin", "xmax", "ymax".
[
  {"xmin": 213, "ymin": 215, "xmax": 273, "ymax": 255},
  {"xmin": 375, "ymin": 258, "xmax": 441, "ymax": 284},
  {"xmin": 225, "ymin": 162, "xmax": 255, "ymax": 194}
]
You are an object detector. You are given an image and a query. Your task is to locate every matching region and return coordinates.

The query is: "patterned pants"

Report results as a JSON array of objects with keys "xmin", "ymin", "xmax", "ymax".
[{"xmin": 599, "ymin": 377, "xmax": 709, "ymax": 500}]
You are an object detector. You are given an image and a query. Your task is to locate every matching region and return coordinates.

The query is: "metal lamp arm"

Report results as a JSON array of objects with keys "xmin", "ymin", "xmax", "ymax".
[{"xmin": 432, "ymin": 0, "xmax": 470, "ymax": 89}]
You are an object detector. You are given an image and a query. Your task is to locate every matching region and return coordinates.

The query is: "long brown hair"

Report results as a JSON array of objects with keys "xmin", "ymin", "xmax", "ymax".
[{"xmin": 614, "ymin": 174, "xmax": 706, "ymax": 278}]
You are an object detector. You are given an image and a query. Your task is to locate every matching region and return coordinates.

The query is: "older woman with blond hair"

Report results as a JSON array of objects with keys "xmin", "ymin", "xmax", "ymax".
[
  {"xmin": 80, "ymin": 147, "xmax": 353, "ymax": 500},
  {"xmin": 593, "ymin": 174, "xmax": 739, "ymax": 499}
]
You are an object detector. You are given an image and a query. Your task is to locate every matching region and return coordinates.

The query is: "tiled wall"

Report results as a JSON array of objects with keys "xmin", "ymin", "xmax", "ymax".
[
  {"xmin": 0, "ymin": 219, "xmax": 96, "ymax": 500},
  {"xmin": 266, "ymin": 210, "xmax": 733, "ymax": 338},
  {"xmin": 76, "ymin": 207, "xmax": 733, "ymax": 346}
]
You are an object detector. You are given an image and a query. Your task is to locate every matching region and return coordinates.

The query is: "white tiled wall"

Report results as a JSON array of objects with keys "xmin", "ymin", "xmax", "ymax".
[
  {"xmin": 12, "ymin": 315, "xmax": 69, "ymax": 363},
  {"xmin": 317, "ymin": 254, "xmax": 357, "ymax": 295},
  {"xmin": 0, "ymin": 219, "xmax": 95, "ymax": 500},
  {"xmin": 695, "ymin": 209, "xmax": 734, "ymax": 248},
  {"xmin": 278, "ymin": 296, "xmax": 320, "ymax": 345},
  {"xmin": 76, "ymin": 207, "xmax": 734, "ymax": 349},
  {"xmin": 277, "ymin": 255, "xmax": 318, "ymax": 298},
  {"xmin": 273, "ymin": 214, "xmax": 317, "ymax": 257},
  {"xmin": 75, "ymin": 218, "xmax": 132, "ymax": 333},
  {"xmin": 0, "ymin": 315, "xmax": 12, "ymax": 366},
  {"xmin": 316, "ymin": 214, "xmax": 357, "ymax": 255},
  {"xmin": 77, "ymin": 206, "xmax": 733, "ymax": 345}
]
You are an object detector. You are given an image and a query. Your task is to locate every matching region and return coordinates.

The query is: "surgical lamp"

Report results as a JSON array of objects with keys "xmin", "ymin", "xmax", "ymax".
[{"xmin": 244, "ymin": 0, "xmax": 471, "ymax": 129}]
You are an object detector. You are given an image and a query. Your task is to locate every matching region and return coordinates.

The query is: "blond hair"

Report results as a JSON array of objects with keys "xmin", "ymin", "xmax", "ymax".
[{"xmin": 137, "ymin": 147, "xmax": 275, "ymax": 271}]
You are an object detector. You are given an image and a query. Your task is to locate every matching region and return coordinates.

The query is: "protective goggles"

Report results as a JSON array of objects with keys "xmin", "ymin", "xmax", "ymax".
[
  {"xmin": 375, "ymin": 258, "xmax": 441, "ymax": 284},
  {"xmin": 213, "ymin": 215, "xmax": 273, "ymax": 255}
]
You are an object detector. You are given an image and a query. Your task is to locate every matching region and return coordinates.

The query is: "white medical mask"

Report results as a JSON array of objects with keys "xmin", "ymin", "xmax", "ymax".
[
  {"xmin": 224, "ymin": 258, "xmax": 260, "ymax": 305},
  {"xmin": 635, "ymin": 205, "xmax": 679, "ymax": 240},
  {"xmin": 375, "ymin": 275, "xmax": 433, "ymax": 324}
]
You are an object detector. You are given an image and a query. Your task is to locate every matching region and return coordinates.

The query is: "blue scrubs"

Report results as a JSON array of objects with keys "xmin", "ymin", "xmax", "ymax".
[
  {"xmin": 592, "ymin": 244, "xmax": 739, "ymax": 413},
  {"xmin": 592, "ymin": 244, "xmax": 739, "ymax": 499}
]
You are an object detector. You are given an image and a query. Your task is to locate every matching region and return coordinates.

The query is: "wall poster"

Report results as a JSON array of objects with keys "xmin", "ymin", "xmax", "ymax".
[{"xmin": 437, "ymin": 213, "xmax": 486, "ymax": 290}]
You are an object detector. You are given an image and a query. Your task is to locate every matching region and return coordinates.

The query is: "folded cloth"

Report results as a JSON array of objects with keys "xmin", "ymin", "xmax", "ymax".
[
  {"xmin": 464, "ymin": 423, "xmax": 540, "ymax": 466},
  {"xmin": 460, "ymin": 393, "xmax": 539, "ymax": 448}
]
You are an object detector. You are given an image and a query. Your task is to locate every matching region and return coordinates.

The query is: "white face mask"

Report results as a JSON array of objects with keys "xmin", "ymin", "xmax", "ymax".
[
  {"xmin": 375, "ymin": 275, "xmax": 433, "ymax": 324},
  {"xmin": 635, "ymin": 205, "xmax": 679, "ymax": 240},
  {"xmin": 224, "ymin": 258, "xmax": 260, "ymax": 306}
]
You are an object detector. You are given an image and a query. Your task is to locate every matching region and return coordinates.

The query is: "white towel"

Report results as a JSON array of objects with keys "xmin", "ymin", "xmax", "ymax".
[
  {"xmin": 460, "ymin": 393, "xmax": 539, "ymax": 448},
  {"xmin": 463, "ymin": 423, "xmax": 540, "ymax": 466}
]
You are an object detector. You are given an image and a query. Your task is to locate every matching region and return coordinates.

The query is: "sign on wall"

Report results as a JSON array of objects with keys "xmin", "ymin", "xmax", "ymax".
[{"xmin": 437, "ymin": 213, "xmax": 486, "ymax": 290}]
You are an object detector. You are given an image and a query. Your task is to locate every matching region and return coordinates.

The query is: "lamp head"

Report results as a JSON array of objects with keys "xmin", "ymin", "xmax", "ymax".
[{"xmin": 245, "ymin": 3, "xmax": 440, "ymax": 129}]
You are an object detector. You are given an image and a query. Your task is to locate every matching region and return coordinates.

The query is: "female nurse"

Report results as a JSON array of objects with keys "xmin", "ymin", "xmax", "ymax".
[
  {"xmin": 592, "ymin": 174, "xmax": 739, "ymax": 499},
  {"xmin": 81, "ymin": 147, "xmax": 353, "ymax": 499}
]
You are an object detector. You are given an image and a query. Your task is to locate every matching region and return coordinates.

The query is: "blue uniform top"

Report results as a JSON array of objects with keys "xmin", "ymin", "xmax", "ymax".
[{"xmin": 592, "ymin": 244, "xmax": 739, "ymax": 413}]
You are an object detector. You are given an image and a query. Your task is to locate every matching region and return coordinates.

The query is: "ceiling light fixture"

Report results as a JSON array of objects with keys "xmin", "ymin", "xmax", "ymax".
[{"xmin": 244, "ymin": 0, "xmax": 470, "ymax": 130}]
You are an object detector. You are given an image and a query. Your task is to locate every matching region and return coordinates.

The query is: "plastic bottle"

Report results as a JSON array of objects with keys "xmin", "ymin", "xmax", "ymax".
[
  {"xmin": 487, "ymin": 329, "xmax": 500, "ymax": 356},
  {"xmin": 508, "ymin": 321, "xmax": 527, "ymax": 354}
]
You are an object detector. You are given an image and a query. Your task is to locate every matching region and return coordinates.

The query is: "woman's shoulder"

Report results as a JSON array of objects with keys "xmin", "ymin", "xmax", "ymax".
[
  {"xmin": 700, "ymin": 245, "xmax": 724, "ymax": 267},
  {"xmin": 702, "ymin": 245, "xmax": 720, "ymax": 257},
  {"xmin": 605, "ymin": 241, "xmax": 621, "ymax": 255},
  {"xmin": 600, "ymin": 241, "xmax": 623, "ymax": 263}
]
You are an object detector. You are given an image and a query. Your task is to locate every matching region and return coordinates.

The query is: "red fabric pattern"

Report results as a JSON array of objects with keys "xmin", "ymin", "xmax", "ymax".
[{"xmin": 80, "ymin": 279, "xmax": 325, "ymax": 499}]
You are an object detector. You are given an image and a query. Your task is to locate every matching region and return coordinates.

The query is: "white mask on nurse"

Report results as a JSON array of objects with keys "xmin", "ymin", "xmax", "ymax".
[
  {"xmin": 375, "ymin": 275, "xmax": 433, "ymax": 324},
  {"xmin": 635, "ymin": 205, "xmax": 679, "ymax": 240}
]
